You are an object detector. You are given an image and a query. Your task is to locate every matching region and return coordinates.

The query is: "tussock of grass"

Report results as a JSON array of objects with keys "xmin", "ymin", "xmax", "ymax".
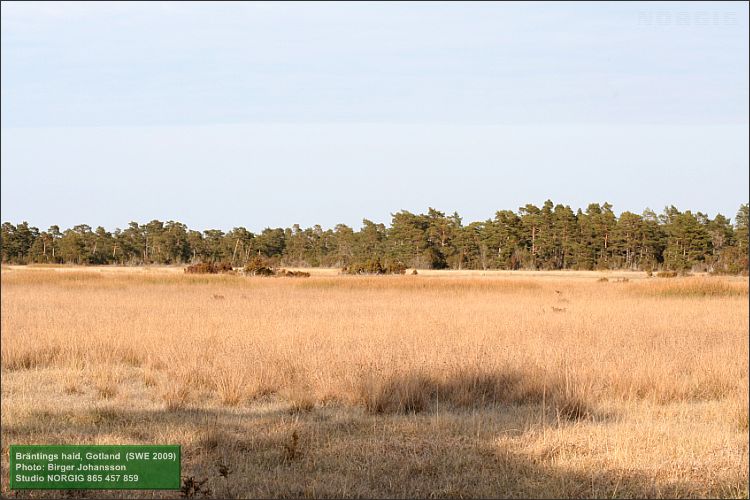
[
  {"xmin": 359, "ymin": 367, "xmax": 595, "ymax": 420},
  {"xmin": 282, "ymin": 430, "xmax": 301, "ymax": 463},
  {"xmin": 2, "ymin": 346, "xmax": 60, "ymax": 371},
  {"xmin": 175, "ymin": 366, "xmax": 216, "ymax": 391},
  {"xmin": 62, "ymin": 372, "xmax": 82, "ymax": 395},
  {"xmin": 196, "ymin": 426, "xmax": 228, "ymax": 452},
  {"xmin": 162, "ymin": 382, "xmax": 192, "ymax": 411},
  {"xmin": 92, "ymin": 368, "xmax": 123, "ymax": 400},
  {"xmin": 142, "ymin": 366, "xmax": 159, "ymax": 387},
  {"xmin": 731, "ymin": 384, "xmax": 750, "ymax": 432},
  {"xmin": 95, "ymin": 382, "xmax": 118, "ymax": 399},
  {"xmin": 735, "ymin": 402, "xmax": 749, "ymax": 432},
  {"xmin": 215, "ymin": 373, "xmax": 247, "ymax": 407},
  {"xmin": 286, "ymin": 389, "xmax": 316, "ymax": 414},
  {"xmin": 117, "ymin": 345, "xmax": 144, "ymax": 367}
]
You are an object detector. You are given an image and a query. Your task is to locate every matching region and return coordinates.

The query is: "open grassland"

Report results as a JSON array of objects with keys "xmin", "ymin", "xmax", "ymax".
[{"xmin": 1, "ymin": 267, "xmax": 748, "ymax": 498}]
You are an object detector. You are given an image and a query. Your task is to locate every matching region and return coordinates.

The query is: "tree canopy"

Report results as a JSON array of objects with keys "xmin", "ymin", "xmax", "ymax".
[{"xmin": 2, "ymin": 201, "xmax": 748, "ymax": 274}]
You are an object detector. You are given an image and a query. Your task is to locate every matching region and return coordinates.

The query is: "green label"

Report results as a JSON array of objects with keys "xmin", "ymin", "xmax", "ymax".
[{"xmin": 9, "ymin": 445, "xmax": 180, "ymax": 490}]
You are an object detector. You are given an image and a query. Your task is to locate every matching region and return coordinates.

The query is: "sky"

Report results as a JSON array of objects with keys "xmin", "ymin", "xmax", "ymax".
[{"xmin": 1, "ymin": 1, "xmax": 748, "ymax": 232}]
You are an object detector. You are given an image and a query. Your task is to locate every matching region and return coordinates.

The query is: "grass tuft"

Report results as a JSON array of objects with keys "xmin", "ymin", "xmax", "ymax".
[{"xmin": 162, "ymin": 382, "xmax": 192, "ymax": 411}]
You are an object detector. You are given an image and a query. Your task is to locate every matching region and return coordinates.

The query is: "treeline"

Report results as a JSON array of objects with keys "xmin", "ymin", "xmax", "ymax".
[{"xmin": 2, "ymin": 201, "xmax": 748, "ymax": 274}]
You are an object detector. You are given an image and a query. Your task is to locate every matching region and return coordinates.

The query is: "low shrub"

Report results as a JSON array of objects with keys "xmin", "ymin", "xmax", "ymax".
[
  {"xmin": 214, "ymin": 262, "xmax": 233, "ymax": 273},
  {"xmin": 244, "ymin": 256, "xmax": 275, "ymax": 277},
  {"xmin": 343, "ymin": 258, "xmax": 407, "ymax": 275},
  {"xmin": 185, "ymin": 262, "xmax": 215, "ymax": 274},
  {"xmin": 185, "ymin": 262, "xmax": 233, "ymax": 274}
]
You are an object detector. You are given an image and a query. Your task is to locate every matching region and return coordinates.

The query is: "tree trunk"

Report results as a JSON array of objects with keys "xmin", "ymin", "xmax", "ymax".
[{"xmin": 232, "ymin": 238, "xmax": 240, "ymax": 265}]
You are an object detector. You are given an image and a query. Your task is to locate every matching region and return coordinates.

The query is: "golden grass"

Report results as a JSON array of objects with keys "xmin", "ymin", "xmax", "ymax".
[
  {"xmin": 628, "ymin": 276, "xmax": 749, "ymax": 297},
  {"xmin": 1, "ymin": 267, "xmax": 748, "ymax": 498}
]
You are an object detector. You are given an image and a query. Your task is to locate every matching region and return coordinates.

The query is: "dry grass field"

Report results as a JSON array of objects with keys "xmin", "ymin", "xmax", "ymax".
[{"xmin": 1, "ymin": 266, "xmax": 748, "ymax": 498}]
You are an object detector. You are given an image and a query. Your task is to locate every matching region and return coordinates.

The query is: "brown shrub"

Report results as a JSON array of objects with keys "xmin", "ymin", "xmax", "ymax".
[
  {"xmin": 244, "ymin": 256, "xmax": 276, "ymax": 276},
  {"xmin": 185, "ymin": 262, "xmax": 215, "ymax": 274},
  {"xmin": 214, "ymin": 262, "xmax": 234, "ymax": 273},
  {"xmin": 185, "ymin": 262, "xmax": 234, "ymax": 274},
  {"xmin": 344, "ymin": 258, "xmax": 407, "ymax": 275}
]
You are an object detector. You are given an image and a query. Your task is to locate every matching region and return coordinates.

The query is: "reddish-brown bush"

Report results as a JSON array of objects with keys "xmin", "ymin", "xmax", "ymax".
[{"xmin": 185, "ymin": 262, "xmax": 234, "ymax": 274}]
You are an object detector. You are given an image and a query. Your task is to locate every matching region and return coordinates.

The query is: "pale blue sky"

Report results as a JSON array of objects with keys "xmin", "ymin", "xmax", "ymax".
[{"xmin": 1, "ymin": 1, "xmax": 748, "ymax": 231}]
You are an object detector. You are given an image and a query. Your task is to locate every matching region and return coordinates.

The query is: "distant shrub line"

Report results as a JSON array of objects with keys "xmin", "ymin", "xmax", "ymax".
[{"xmin": 185, "ymin": 256, "xmax": 311, "ymax": 278}]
